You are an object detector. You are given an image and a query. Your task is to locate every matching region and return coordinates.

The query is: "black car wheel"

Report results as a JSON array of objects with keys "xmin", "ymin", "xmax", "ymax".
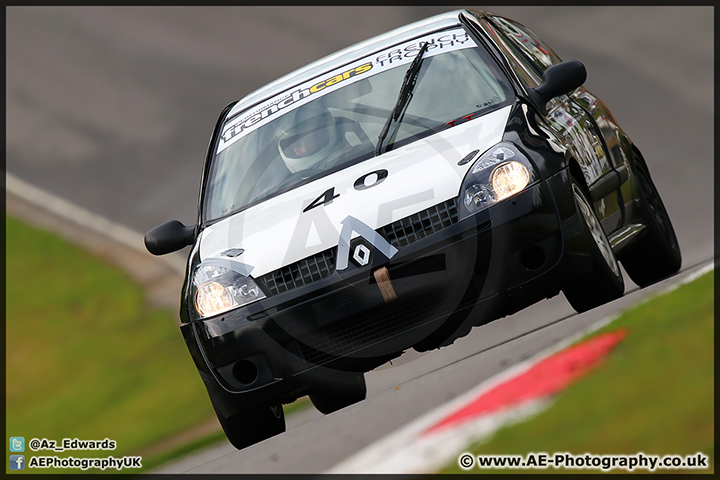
[
  {"xmin": 619, "ymin": 155, "xmax": 681, "ymax": 287},
  {"xmin": 216, "ymin": 403, "xmax": 285, "ymax": 450},
  {"xmin": 309, "ymin": 372, "xmax": 366, "ymax": 414},
  {"xmin": 563, "ymin": 177, "xmax": 624, "ymax": 313}
]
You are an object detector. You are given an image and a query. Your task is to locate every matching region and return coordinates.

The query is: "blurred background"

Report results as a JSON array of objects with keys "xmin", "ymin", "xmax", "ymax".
[
  {"xmin": 6, "ymin": 6, "xmax": 713, "ymax": 253},
  {"xmin": 6, "ymin": 5, "xmax": 713, "ymax": 473}
]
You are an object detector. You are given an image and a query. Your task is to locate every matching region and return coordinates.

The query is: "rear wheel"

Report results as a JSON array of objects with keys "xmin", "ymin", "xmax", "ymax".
[
  {"xmin": 563, "ymin": 177, "xmax": 624, "ymax": 313},
  {"xmin": 619, "ymin": 155, "xmax": 681, "ymax": 287},
  {"xmin": 215, "ymin": 403, "xmax": 285, "ymax": 450},
  {"xmin": 309, "ymin": 372, "xmax": 366, "ymax": 414}
]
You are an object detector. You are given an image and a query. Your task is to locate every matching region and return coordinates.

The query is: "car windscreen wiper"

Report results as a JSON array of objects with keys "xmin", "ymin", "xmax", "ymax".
[{"xmin": 375, "ymin": 41, "xmax": 430, "ymax": 156}]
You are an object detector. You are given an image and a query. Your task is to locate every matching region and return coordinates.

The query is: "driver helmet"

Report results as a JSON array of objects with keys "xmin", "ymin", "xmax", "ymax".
[{"xmin": 278, "ymin": 105, "xmax": 339, "ymax": 173}]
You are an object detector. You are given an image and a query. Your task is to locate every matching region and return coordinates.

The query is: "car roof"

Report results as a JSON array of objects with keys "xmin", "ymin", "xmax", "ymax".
[{"xmin": 227, "ymin": 9, "xmax": 483, "ymax": 119}]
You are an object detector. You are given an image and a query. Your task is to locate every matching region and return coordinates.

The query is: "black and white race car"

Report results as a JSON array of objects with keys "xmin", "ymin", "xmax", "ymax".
[{"xmin": 145, "ymin": 9, "xmax": 681, "ymax": 449}]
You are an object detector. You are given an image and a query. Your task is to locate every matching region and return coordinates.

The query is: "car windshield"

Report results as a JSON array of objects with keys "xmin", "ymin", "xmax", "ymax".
[{"xmin": 203, "ymin": 26, "xmax": 513, "ymax": 222}]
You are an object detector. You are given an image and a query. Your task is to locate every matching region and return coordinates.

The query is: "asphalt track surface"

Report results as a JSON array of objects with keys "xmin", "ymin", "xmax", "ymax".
[{"xmin": 6, "ymin": 6, "xmax": 713, "ymax": 474}]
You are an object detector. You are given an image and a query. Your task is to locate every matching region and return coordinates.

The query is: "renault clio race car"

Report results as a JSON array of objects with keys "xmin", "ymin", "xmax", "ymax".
[{"xmin": 145, "ymin": 9, "xmax": 681, "ymax": 449}]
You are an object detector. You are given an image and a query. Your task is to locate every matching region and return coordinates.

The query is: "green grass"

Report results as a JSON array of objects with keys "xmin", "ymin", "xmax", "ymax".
[
  {"xmin": 440, "ymin": 270, "xmax": 714, "ymax": 474},
  {"xmin": 5, "ymin": 215, "xmax": 309, "ymax": 473}
]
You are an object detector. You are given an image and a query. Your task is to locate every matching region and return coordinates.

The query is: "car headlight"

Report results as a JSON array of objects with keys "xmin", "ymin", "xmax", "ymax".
[
  {"xmin": 459, "ymin": 143, "xmax": 537, "ymax": 220},
  {"xmin": 192, "ymin": 263, "xmax": 265, "ymax": 318}
]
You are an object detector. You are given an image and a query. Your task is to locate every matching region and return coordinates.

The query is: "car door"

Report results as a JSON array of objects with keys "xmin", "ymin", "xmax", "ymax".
[{"xmin": 475, "ymin": 13, "xmax": 623, "ymax": 232}]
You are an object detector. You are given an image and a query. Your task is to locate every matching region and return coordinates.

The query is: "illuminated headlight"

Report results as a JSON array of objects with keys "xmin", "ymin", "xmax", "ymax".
[
  {"xmin": 491, "ymin": 161, "xmax": 530, "ymax": 200},
  {"xmin": 192, "ymin": 264, "xmax": 265, "ymax": 318},
  {"xmin": 460, "ymin": 143, "xmax": 537, "ymax": 219}
]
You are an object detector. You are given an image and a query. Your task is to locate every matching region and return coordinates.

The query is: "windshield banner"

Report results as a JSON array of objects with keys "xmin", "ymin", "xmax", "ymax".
[{"xmin": 217, "ymin": 28, "xmax": 477, "ymax": 154}]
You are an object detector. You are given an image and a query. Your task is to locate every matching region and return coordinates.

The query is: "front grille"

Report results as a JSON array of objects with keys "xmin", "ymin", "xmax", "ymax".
[
  {"xmin": 260, "ymin": 247, "xmax": 337, "ymax": 296},
  {"xmin": 293, "ymin": 271, "xmax": 490, "ymax": 367},
  {"xmin": 297, "ymin": 290, "xmax": 449, "ymax": 366},
  {"xmin": 378, "ymin": 199, "xmax": 458, "ymax": 249},
  {"xmin": 258, "ymin": 199, "xmax": 458, "ymax": 296}
]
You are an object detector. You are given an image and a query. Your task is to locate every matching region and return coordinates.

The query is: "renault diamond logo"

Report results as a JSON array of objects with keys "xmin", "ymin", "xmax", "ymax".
[
  {"xmin": 336, "ymin": 216, "xmax": 398, "ymax": 270},
  {"xmin": 353, "ymin": 244, "xmax": 372, "ymax": 266}
]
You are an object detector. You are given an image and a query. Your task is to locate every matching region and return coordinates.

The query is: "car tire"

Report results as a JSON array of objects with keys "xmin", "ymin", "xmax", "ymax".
[
  {"xmin": 563, "ymin": 177, "xmax": 624, "ymax": 313},
  {"xmin": 216, "ymin": 403, "xmax": 285, "ymax": 450},
  {"xmin": 619, "ymin": 154, "xmax": 681, "ymax": 287},
  {"xmin": 309, "ymin": 373, "xmax": 366, "ymax": 414}
]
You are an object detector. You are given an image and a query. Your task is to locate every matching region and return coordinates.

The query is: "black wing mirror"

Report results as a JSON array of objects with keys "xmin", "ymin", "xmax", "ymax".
[
  {"xmin": 531, "ymin": 60, "xmax": 587, "ymax": 115},
  {"xmin": 144, "ymin": 220, "xmax": 195, "ymax": 255}
]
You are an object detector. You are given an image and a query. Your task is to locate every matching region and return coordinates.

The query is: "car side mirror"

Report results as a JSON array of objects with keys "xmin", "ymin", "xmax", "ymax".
[
  {"xmin": 531, "ymin": 60, "xmax": 587, "ymax": 115},
  {"xmin": 144, "ymin": 220, "xmax": 195, "ymax": 255}
]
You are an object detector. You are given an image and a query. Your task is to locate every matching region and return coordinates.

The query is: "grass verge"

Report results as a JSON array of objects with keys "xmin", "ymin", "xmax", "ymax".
[
  {"xmin": 5, "ymin": 215, "xmax": 310, "ymax": 473},
  {"xmin": 440, "ymin": 270, "xmax": 714, "ymax": 474}
]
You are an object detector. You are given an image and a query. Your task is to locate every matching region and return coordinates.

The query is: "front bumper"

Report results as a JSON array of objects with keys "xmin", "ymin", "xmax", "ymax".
[{"xmin": 181, "ymin": 166, "xmax": 589, "ymax": 413}]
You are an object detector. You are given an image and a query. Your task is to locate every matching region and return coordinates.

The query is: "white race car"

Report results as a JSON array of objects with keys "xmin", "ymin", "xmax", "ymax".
[{"xmin": 145, "ymin": 9, "xmax": 680, "ymax": 449}]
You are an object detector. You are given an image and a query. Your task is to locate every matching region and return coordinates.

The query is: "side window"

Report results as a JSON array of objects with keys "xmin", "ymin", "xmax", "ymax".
[{"xmin": 490, "ymin": 16, "xmax": 562, "ymax": 76}]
